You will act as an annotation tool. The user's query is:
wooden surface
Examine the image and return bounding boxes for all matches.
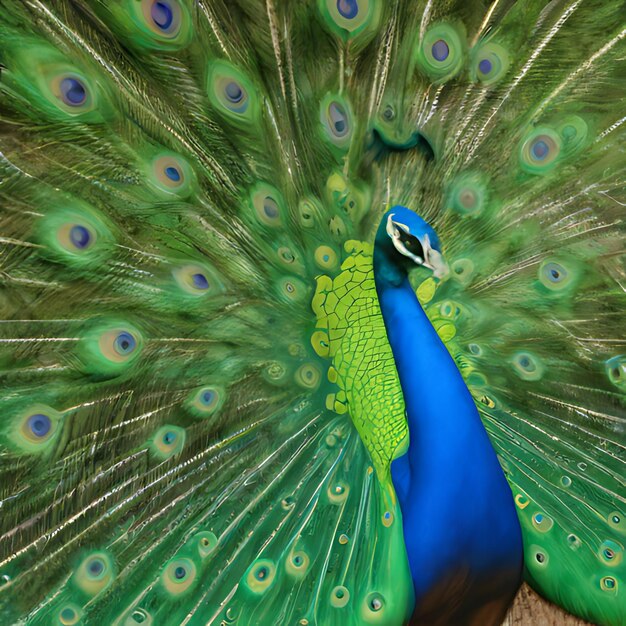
[502,584,592,626]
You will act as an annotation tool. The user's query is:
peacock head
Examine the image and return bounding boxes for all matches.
[378,206,449,279]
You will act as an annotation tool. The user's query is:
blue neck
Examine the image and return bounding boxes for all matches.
[373,218,522,620]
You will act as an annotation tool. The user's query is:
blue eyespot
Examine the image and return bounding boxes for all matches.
[151,1,174,30]
[191,273,209,290]
[88,558,105,577]
[478,58,492,74]
[531,139,549,161]
[163,431,177,445]
[59,77,87,107]
[512,351,543,381]
[113,332,137,356]
[225,81,244,103]
[264,197,279,219]
[544,262,567,283]
[520,128,561,173]
[174,565,187,579]
[60,607,78,622]
[69,225,91,249]
[189,386,222,417]
[164,166,181,182]
[336,0,359,19]
[321,96,352,150]
[329,102,348,136]
[432,39,450,61]
[27,413,52,438]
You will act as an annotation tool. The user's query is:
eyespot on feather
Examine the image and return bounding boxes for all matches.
[193,531,218,559]
[161,557,197,595]
[416,23,465,82]
[148,153,196,198]
[104,0,193,50]
[320,94,353,153]
[9,404,62,454]
[446,172,488,217]
[1,40,115,122]
[285,550,310,579]
[314,245,340,271]
[37,201,114,267]
[172,263,223,297]
[56,603,84,625]
[537,259,577,293]
[150,425,186,460]
[186,385,225,418]
[207,61,259,126]
[298,198,324,229]
[276,276,307,304]
[118,607,153,626]
[605,356,626,391]
[519,127,562,174]
[73,551,115,596]
[556,115,589,155]
[317,0,382,44]
[362,592,386,621]
[511,351,544,381]
[470,43,510,85]
[248,183,286,228]
[330,586,350,608]
[77,320,144,377]
[295,363,322,389]
[244,559,276,594]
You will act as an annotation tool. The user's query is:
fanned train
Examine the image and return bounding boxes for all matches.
[0,1,624,625]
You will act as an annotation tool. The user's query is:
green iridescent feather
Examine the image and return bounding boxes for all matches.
[0,1,624,625]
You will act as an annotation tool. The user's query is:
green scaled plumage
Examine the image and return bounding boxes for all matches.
[0,1,624,625]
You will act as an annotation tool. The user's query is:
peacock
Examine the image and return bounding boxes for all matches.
[0,0,624,625]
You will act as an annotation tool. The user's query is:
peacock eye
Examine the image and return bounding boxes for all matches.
[401,235,424,257]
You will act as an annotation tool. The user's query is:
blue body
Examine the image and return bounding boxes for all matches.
[374,207,523,625]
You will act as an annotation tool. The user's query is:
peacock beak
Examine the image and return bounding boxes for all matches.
[419,234,449,280]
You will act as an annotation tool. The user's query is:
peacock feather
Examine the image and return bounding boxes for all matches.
[0,1,624,625]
